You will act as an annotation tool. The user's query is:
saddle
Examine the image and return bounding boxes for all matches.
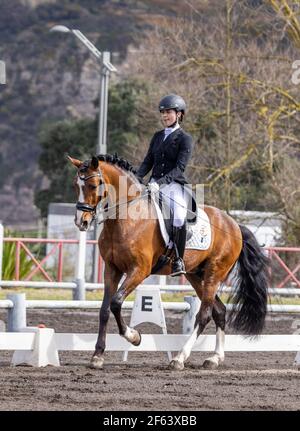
[149,187,211,274]
[157,190,193,242]
[150,189,195,274]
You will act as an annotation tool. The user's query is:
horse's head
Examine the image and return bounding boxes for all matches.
[68,155,106,231]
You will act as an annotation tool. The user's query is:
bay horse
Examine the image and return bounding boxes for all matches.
[68,154,269,370]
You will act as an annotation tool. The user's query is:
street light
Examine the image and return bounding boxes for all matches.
[50,25,117,282]
[50,24,117,155]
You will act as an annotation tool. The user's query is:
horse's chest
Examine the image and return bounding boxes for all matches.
[99,229,131,263]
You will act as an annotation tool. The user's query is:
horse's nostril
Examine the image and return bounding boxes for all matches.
[79,220,89,231]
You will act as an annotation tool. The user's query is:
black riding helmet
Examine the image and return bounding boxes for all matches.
[158,94,186,114]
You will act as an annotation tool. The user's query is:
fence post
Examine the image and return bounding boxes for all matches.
[7,293,27,332]
[0,222,3,288]
[73,230,86,300]
[182,296,201,334]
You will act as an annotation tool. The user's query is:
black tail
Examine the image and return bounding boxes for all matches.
[227,225,270,336]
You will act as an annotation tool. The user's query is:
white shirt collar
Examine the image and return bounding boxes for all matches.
[164,123,180,140]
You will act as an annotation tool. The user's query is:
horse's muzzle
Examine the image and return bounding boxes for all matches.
[78,219,89,231]
[75,202,96,231]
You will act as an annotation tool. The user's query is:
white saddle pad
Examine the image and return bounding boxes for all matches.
[152,197,211,250]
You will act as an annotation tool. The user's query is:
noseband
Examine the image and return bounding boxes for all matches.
[76,202,97,213]
[76,170,104,216]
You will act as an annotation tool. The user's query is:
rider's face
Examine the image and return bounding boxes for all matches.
[160,109,179,127]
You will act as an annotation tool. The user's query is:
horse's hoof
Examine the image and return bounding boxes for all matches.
[132,330,142,346]
[168,360,184,371]
[202,359,219,370]
[89,356,104,369]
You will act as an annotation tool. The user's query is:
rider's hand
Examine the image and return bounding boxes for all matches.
[147,182,160,194]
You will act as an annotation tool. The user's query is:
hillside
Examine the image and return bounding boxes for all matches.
[0,0,198,227]
[0,0,289,229]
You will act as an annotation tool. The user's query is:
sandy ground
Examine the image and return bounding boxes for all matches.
[0,308,299,411]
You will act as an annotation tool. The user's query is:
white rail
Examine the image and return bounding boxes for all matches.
[0,331,299,368]
[1,280,299,297]
[24,299,190,311]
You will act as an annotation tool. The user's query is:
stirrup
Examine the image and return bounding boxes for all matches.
[170,258,186,277]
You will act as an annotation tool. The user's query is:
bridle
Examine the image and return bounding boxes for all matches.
[75,164,152,225]
[76,169,105,217]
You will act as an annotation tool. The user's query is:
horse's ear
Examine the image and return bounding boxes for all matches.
[67,155,82,168]
[91,155,99,170]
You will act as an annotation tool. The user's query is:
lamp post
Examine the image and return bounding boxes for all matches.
[50,25,117,282]
[50,25,117,154]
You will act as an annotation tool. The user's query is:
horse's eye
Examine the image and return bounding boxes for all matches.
[89,184,97,190]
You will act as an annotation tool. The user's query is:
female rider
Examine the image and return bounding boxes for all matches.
[136,94,194,276]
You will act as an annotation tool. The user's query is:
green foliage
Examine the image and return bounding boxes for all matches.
[107,78,150,155]
[34,78,150,218]
[2,230,34,281]
[35,118,98,218]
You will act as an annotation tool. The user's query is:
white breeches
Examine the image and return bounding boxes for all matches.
[160,182,189,227]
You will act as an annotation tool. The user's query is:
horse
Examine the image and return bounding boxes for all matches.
[68,154,269,370]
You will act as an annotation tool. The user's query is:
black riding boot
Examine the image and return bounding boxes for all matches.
[171,225,187,277]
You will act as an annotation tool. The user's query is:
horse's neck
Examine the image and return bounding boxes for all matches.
[120,177,142,204]
[101,165,155,241]
[102,162,143,205]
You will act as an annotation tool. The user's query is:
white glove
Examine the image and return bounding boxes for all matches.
[148,182,160,194]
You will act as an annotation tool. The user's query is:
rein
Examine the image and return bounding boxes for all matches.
[96,187,196,225]
[76,167,149,223]
[97,192,149,225]
[76,164,196,227]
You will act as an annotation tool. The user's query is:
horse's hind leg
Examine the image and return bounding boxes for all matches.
[90,263,123,369]
[169,268,224,371]
[169,273,208,370]
[110,268,149,346]
[203,294,226,370]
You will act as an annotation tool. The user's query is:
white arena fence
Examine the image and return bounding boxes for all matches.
[1,293,300,334]
[1,279,300,297]
[0,292,300,367]
[1,330,299,368]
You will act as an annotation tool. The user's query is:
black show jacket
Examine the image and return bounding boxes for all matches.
[136,128,193,185]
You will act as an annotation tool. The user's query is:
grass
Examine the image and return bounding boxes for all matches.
[0,288,300,305]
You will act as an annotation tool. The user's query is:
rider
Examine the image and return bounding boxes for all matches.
[136,94,194,276]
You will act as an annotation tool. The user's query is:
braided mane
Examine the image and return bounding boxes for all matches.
[97,153,139,178]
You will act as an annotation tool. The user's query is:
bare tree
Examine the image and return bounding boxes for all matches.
[120,0,300,243]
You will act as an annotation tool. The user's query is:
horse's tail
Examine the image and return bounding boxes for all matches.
[227,225,269,336]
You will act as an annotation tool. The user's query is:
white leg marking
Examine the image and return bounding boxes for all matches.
[206,328,225,366]
[173,324,199,364]
[123,326,138,343]
[76,177,85,223]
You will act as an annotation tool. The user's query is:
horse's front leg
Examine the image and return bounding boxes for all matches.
[90,263,122,369]
[110,268,149,346]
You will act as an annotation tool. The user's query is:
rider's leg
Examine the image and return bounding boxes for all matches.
[169,184,188,276]
[171,223,187,276]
